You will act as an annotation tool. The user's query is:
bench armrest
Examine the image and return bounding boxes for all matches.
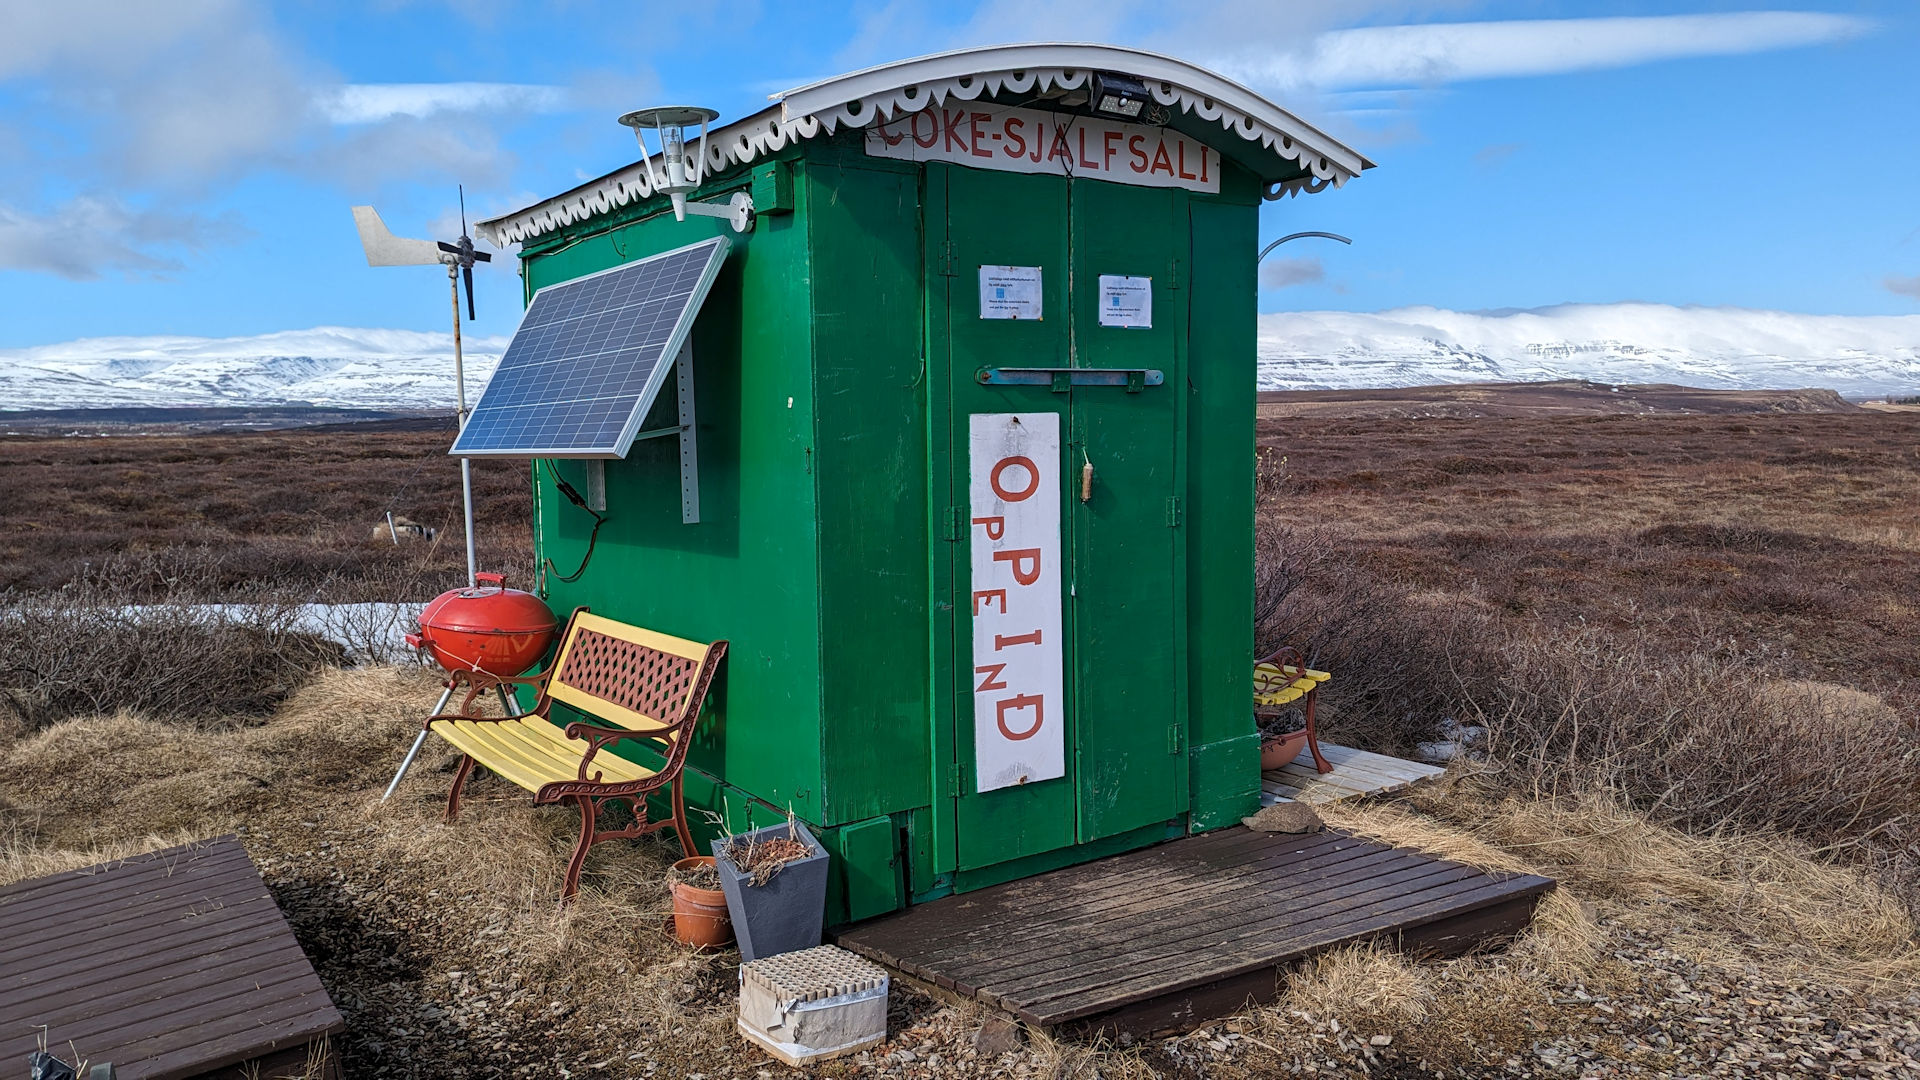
[1256,646,1309,682]
[563,721,673,783]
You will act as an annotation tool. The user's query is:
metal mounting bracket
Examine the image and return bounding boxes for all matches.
[675,340,700,524]
[585,460,606,512]
[682,191,756,233]
[976,367,1163,393]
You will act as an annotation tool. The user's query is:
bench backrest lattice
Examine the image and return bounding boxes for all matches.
[544,613,719,761]
[555,625,704,724]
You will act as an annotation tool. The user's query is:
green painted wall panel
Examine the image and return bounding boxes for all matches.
[524,184,829,822]
[1184,184,1261,830]
[808,160,935,825]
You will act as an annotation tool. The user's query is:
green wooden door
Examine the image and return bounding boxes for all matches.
[1066,178,1188,840]
[937,166,1078,872]
[932,164,1188,875]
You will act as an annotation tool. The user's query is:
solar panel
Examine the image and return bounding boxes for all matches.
[451,235,731,458]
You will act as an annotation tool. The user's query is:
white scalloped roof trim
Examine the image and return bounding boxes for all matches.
[480,68,1355,246]
[480,113,820,245]
[799,67,1355,194]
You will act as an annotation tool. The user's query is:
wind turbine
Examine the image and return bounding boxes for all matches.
[351,189,492,585]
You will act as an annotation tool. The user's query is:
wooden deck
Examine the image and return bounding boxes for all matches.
[837,826,1554,1036]
[1263,741,1446,806]
[0,836,344,1080]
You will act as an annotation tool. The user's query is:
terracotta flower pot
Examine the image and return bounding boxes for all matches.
[669,856,734,948]
[1259,730,1309,771]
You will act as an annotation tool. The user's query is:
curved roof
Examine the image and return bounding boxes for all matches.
[479,42,1372,247]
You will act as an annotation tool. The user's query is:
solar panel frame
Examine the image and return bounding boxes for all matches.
[450,234,732,459]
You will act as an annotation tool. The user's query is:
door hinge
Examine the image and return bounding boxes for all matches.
[949,762,964,794]
[1170,255,1182,290]
[1165,496,1182,527]
[938,239,958,277]
[941,505,965,541]
[1168,724,1184,754]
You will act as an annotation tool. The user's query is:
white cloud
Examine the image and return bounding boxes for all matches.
[1261,256,1325,290]
[1221,12,1871,91]
[0,4,567,280]
[0,0,240,78]
[0,197,242,280]
[1887,275,1920,302]
[316,83,568,125]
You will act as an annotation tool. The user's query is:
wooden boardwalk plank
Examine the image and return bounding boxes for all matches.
[837,826,1554,1037]
[1260,741,1446,807]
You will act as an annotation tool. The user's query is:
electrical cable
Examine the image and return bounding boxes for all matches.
[539,459,605,583]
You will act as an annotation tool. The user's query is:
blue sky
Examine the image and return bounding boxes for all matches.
[1,1,1915,348]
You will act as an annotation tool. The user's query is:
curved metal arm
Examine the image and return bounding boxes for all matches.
[1257,231,1352,263]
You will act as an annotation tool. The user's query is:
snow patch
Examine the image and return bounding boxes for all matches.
[0,327,507,411]
[1258,303,1920,396]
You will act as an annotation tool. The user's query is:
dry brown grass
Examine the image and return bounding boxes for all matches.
[0,665,759,1075]
[1328,779,1918,975]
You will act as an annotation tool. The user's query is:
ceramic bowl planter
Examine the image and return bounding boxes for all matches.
[1259,728,1309,771]
[669,856,734,948]
[710,821,829,963]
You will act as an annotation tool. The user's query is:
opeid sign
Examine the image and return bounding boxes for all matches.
[967,412,1066,792]
[866,103,1220,194]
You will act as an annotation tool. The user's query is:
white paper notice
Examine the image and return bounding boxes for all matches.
[979,265,1043,320]
[1097,275,1152,329]
[968,412,1066,793]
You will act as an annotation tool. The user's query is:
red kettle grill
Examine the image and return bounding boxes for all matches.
[406,572,558,676]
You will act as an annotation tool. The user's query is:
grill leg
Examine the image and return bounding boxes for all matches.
[384,683,455,801]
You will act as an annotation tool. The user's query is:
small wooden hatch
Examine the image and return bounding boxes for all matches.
[0,836,344,1080]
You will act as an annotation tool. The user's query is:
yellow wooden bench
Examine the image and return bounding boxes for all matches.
[1253,647,1333,774]
[425,609,728,901]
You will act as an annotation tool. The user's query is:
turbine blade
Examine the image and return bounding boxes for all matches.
[471,249,493,263]
[352,206,443,267]
[463,264,476,320]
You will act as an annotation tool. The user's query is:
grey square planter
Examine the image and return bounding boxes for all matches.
[711,821,830,963]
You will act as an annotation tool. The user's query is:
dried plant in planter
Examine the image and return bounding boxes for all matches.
[1256,707,1306,740]
[715,811,813,886]
[667,859,720,891]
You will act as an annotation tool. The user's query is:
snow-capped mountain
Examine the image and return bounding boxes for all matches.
[0,327,505,411]
[1258,304,1920,396]
[3,304,1917,410]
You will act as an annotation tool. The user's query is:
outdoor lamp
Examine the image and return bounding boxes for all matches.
[619,105,755,232]
[1089,72,1151,120]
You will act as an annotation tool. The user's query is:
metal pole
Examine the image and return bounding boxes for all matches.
[450,265,478,586]
[384,683,455,800]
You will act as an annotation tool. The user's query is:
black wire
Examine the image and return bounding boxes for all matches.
[540,459,606,583]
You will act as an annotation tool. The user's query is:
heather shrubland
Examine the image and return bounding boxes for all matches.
[1256,412,1920,902]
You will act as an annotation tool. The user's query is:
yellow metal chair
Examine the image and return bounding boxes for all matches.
[1253,647,1333,774]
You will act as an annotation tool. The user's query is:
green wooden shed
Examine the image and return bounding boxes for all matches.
[474,43,1370,925]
